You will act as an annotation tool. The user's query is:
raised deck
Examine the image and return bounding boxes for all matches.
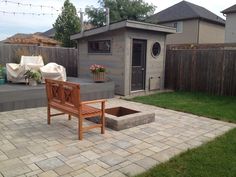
[0,77,114,112]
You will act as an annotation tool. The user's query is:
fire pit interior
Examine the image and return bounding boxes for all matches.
[105,107,139,117]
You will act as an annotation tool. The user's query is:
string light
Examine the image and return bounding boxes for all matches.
[0,10,58,16]
[1,0,60,11]
[0,1,103,17]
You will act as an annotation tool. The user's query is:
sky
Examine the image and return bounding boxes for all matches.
[0,0,235,40]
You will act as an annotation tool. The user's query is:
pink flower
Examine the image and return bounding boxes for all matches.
[90,64,106,73]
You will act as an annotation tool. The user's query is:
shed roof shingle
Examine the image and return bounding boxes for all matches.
[146,1,225,26]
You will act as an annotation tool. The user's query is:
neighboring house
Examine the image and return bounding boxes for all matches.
[221,4,236,43]
[42,28,55,38]
[146,1,225,44]
[71,20,175,96]
[43,23,95,38]
[2,33,61,47]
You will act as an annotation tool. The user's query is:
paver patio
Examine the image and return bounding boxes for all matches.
[0,98,235,177]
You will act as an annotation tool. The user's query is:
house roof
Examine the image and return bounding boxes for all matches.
[43,23,95,38]
[42,28,55,38]
[221,4,236,14]
[70,20,176,40]
[146,1,225,26]
[2,33,61,46]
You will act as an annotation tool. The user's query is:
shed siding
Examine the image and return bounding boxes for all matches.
[77,29,126,95]
[124,29,166,95]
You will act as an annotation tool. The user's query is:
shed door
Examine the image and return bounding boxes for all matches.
[131,39,147,91]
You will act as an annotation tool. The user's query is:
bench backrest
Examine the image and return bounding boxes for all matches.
[45,79,80,111]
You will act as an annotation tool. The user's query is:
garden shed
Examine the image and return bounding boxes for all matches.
[71,20,175,96]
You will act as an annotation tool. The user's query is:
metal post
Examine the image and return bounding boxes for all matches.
[80,9,84,34]
[106,8,110,30]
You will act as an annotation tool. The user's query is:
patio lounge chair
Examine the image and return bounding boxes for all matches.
[40,62,66,82]
[6,55,44,83]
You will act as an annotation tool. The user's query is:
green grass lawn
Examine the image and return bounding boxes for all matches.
[135,128,236,177]
[131,91,236,123]
[131,91,236,177]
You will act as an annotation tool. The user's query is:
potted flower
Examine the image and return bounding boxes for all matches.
[24,69,42,86]
[89,64,106,82]
[0,64,6,85]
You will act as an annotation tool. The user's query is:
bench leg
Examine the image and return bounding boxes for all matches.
[101,115,105,134]
[68,114,71,120]
[78,117,83,140]
[47,105,51,125]
[101,102,105,134]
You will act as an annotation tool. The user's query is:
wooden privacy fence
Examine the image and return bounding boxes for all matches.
[165,44,236,96]
[0,44,78,77]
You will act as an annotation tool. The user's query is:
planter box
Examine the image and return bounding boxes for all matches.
[93,72,105,82]
[28,79,38,86]
[0,79,5,85]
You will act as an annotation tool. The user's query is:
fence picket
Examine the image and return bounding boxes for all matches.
[165,45,236,96]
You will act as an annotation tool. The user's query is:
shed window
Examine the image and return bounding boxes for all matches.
[151,42,161,58]
[88,40,111,53]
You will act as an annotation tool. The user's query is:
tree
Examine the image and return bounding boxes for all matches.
[53,0,80,47]
[86,0,156,27]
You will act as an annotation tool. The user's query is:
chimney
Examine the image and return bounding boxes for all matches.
[106,8,110,30]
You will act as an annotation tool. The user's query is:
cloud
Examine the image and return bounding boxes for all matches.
[0,0,99,40]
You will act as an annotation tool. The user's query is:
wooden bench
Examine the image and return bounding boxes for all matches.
[45,79,106,140]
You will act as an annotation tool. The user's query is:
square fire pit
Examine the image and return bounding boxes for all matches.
[105,106,155,131]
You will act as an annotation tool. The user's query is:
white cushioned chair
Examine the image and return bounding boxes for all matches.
[40,62,66,82]
[6,56,44,83]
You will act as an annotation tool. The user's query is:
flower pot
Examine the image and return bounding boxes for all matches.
[0,78,5,85]
[93,72,105,83]
[2,67,6,81]
[28,79,37,86]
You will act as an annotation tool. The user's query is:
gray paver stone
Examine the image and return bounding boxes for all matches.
[36,157,64,171]
[119,164,146,176]
[99,153,125,166]
[112,141,133,149]
[135,157,159,169]
[102,170,127,177]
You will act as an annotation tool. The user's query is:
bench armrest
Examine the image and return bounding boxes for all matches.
[80,99,106,105]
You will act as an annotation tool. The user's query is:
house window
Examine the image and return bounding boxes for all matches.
[173,21,183,33]
[151,42,161,58]
[88,40,111,53]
